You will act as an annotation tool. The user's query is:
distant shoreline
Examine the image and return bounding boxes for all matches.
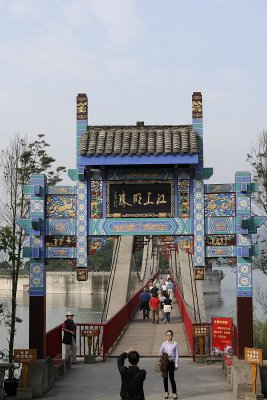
[0,271,110,294]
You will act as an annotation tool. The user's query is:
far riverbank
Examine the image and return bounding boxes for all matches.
[0,271,110,294]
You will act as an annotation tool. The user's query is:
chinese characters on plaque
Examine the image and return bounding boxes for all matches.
[244,347,263,395]
[76,268,88,281]
[245,347,263,364]
[194,267,205,280]
[211,317,232,352]
[14,349,37,363]
[193,323,210,337]
[107,182,174,217]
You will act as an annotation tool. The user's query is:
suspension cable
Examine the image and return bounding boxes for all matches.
[187,252,197,322]
[100,236,121,322]
[132,240,150,284]
[190,254,201,323]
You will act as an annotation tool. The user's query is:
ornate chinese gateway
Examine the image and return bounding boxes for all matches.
[18,92,266,359]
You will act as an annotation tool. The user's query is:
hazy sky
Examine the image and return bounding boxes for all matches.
[0,0,266,185]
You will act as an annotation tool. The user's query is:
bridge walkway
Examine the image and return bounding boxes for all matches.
[110,297,191,357]
[43,358,233,400]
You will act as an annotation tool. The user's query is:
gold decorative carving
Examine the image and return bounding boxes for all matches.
[76,268,88,281]
[194,267,205,280]
[46,195,76,218]
[158,212,167,218]
[192,93,203,118]
[77,94,88,120]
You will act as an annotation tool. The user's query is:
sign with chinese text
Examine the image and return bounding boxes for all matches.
[14,349,37,363]
[193,323,210,336]
[76,268,88,281]
[245,347,263,364]
[194,267,205,280]
[205,234,236,246]
[82,329,99,337]
[212,317,232,352]
[107,181,174,217]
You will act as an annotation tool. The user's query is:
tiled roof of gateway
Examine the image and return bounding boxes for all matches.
[80,125,198,157]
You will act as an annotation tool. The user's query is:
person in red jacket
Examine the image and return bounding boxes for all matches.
[149,294,161,324]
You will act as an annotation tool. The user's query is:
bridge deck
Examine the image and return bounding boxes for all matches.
[110,298,191,357]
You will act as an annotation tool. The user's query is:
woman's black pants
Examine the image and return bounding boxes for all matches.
[163,361,177,394]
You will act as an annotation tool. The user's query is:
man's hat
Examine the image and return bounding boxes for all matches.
[66,311,74,317]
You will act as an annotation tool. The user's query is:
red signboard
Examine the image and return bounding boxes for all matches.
[212,317,232,352]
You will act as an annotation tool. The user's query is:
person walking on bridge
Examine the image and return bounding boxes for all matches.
[159,330,179,399]
[117,348,146,400]
[166,278,174,300]
[162,293,172,324]
[139,287,151,319]
[149,293,160,324]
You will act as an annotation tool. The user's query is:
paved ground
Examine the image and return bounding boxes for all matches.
[44,357,233,400]
[110,297,191,357]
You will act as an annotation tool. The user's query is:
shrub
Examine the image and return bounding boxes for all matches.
[253,319,267,359]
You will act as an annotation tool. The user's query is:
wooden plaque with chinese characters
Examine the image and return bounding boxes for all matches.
[244,347,263,364]
[193,323,210,337]
[82,329,99,337]
[14,349,37,363]
[194,267,205,280]
[106,181,174,217]
[76,268,88,281]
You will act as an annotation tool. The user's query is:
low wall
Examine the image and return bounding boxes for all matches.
[0,272,110,294]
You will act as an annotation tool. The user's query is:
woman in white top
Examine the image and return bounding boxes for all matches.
[159,330,179,399]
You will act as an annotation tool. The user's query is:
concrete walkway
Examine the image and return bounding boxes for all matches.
[110,297,191,357]
[44,358,233,400]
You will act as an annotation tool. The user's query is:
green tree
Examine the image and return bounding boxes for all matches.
[247,131,267,275]
[247,130,267,215]
[0,226,23,373]
[253,319,267,359]
[46,259,75,272]
[0,134,65,375]
[88,239,115,271]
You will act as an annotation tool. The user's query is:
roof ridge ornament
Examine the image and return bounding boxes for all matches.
[192,92,202,119]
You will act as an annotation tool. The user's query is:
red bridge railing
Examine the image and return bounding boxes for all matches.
[46,273,196,360]
[46,324,63,358]
[46,277,156,360]
[169,271,194,354]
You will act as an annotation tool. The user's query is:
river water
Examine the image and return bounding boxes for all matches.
[205,266,267,322]
[0,267,266,352]
[0,291,105,352]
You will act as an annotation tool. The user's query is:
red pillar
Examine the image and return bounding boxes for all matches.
[237,297,253,359]
[29,296,46,359]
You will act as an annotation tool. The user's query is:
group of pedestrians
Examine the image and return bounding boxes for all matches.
[139,276,175,324]
[117,329,179,400]
[61,276,178,399]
